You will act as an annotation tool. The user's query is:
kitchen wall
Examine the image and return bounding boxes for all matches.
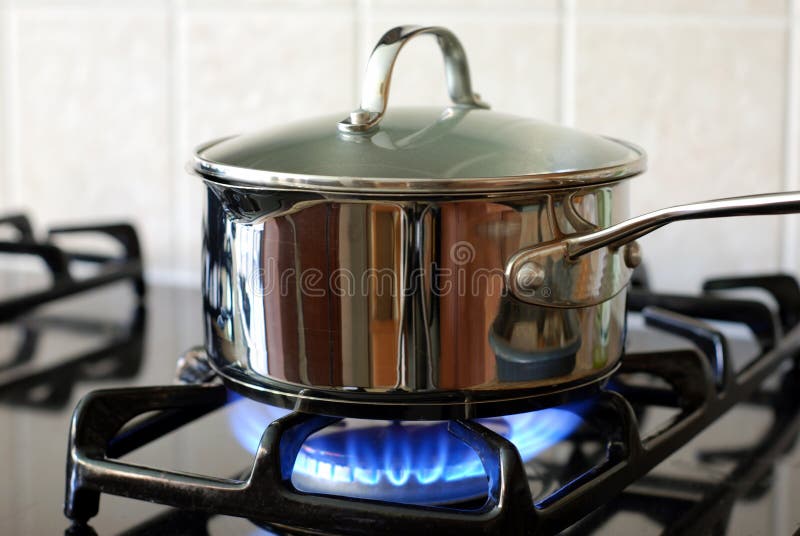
[0,0,797,293]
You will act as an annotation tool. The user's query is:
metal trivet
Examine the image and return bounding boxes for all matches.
[0,214,144,321]
[64,275,800,535]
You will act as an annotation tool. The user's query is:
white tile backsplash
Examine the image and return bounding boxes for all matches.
[575,18,788,291]
[173,0,356,275]
[10,4,171,268]
[0,0,798,290]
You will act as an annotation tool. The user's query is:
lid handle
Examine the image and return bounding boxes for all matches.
[338,25,489,133]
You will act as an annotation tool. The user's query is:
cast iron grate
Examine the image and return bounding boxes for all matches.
[63,274,800,535]
[0,213,144,321]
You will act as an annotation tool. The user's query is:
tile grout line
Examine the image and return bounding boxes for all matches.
[173,0,194,285]
[353,0,369,106]
[2,0,20,210]
[0,0,6,212]
[355,0,372,87]
[164,0,189,283]
[559,0,575,126]
[780,1,799,273]
[165,0,176,279]
[570,12,785,28]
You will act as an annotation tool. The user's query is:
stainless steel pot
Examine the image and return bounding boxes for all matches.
[192,25,800,419]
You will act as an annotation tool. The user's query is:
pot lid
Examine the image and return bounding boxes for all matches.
[193,26,646,196]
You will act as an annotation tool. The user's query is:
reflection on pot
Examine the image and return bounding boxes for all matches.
[490,298,581,382]
[200,181,630,419]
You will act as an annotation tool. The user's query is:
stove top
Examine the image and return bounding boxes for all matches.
[1,262,799,534]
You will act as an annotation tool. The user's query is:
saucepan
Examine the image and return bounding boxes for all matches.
[192,25,800,419]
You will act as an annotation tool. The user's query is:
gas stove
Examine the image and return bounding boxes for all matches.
[1,221,799,535]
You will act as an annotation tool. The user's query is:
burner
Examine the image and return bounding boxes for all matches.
[230,397,585,504]
[0,213,144,321]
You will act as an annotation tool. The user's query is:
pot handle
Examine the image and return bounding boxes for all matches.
[337,25,489,134]
[505,191,800,307]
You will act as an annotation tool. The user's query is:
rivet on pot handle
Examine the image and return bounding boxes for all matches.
[338,26,489,134]
[505,191,800,308]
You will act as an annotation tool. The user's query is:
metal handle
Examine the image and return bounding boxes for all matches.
[506,191,800,307]
[566,191,800,259]
[338,25,489,134]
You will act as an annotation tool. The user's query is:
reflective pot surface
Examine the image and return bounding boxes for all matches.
[201,181,630,419]
[195,25,800,419]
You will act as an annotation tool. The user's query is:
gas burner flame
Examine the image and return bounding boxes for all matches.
[229,397,586,504]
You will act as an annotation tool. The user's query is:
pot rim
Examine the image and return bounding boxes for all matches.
[191,136,647,196]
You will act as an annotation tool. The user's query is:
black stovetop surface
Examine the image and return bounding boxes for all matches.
[1,271,799,535]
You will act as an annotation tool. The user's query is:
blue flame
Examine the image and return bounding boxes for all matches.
[229,395,586,504]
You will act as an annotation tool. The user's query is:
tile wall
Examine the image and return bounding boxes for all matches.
[0,0,797,292]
